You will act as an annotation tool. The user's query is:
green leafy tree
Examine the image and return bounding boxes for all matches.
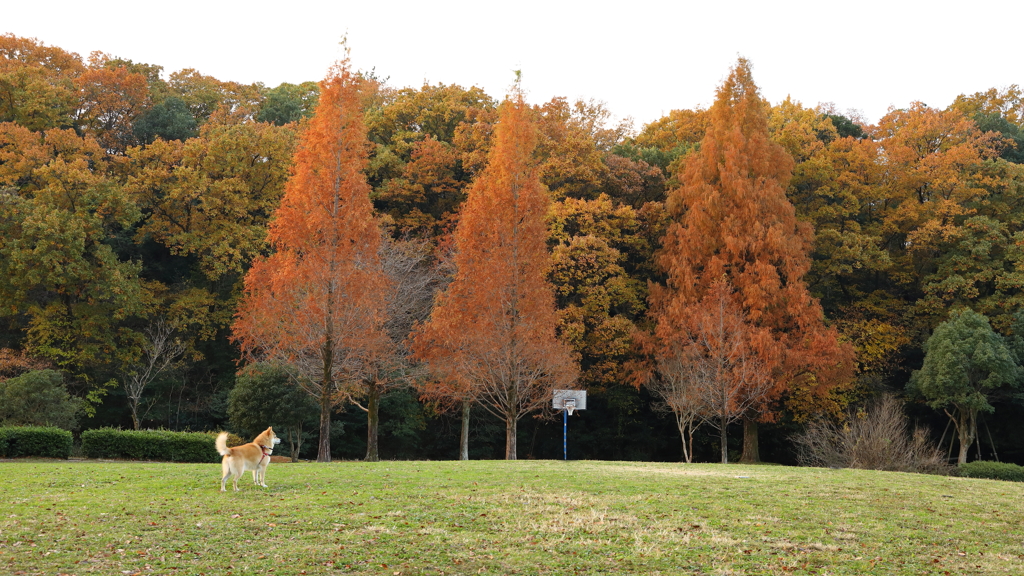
[228,363,318,461]
[917,216,1024,330]
[824,113,866,140]
[133,96,198,143]
[908,308,1022,464]
[0,369,86,430]
[256,82,319,126]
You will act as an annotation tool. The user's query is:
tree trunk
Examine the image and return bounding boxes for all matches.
[957,427,970,465]
[317,388,332,463]
[364,381,380,462]
[956,407,977,465]
[130,403,141,431]
[505,416,517,460]
[740,416,761,463]
[460,399,471,461]
[675,413,691,463]
[318,332,334,463]
[720,415,729,464]
[288,426,302,462]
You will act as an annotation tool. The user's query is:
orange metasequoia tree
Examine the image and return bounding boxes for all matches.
[232,57,390,462]
[412,83,578,460]
[650,58,855,462]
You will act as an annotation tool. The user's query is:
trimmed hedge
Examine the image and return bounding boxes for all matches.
[0,426,73,458]
[81,428,227,463]
[959,461,1024,482]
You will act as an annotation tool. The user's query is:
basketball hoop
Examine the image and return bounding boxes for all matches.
[553,390,586,461]
[553,390,585,412]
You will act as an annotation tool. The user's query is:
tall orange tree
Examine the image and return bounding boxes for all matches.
[650,59,854,462]
[412,82,578,460]
[232,56,389,462]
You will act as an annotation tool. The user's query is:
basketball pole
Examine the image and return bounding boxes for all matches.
[563,407,568,461]
[554,391,583,461]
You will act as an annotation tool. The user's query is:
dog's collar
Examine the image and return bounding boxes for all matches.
[258,446,272,465]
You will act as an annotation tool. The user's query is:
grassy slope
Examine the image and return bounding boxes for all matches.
[2,460,1023,575]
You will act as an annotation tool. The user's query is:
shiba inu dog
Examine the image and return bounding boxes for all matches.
[216,427,282,492]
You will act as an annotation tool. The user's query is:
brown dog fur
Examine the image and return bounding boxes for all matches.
[216,427,280,492]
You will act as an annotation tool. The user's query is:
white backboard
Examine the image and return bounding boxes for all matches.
[553,389,586,411]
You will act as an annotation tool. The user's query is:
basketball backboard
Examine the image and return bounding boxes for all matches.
[553,389,586,411]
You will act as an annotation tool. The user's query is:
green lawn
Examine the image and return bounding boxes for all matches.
[2,459,1022,575]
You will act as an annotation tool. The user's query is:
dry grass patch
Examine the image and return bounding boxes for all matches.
[591,462,731,478]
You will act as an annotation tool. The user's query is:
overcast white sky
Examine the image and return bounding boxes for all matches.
[6,1,1022,130]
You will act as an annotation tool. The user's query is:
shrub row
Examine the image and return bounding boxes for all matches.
[81,428,230,463]
[0,426,73,458]
[959,461,1024,482]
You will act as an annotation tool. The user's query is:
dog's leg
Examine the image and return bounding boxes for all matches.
[228,463,240,492]
[220,458,231,492]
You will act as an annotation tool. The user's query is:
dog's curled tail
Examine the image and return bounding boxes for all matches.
[215,432,232,457]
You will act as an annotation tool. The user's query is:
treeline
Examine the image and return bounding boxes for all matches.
[3,33,1024,463]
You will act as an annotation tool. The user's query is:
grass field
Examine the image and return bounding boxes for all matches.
[2,459,1023,575]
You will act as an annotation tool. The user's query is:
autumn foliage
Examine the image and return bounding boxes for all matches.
[232,57,389,462]
[11,33,1024,464]
[412,85,578,460]
[650,59,855,460]
[650,281,776,463]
